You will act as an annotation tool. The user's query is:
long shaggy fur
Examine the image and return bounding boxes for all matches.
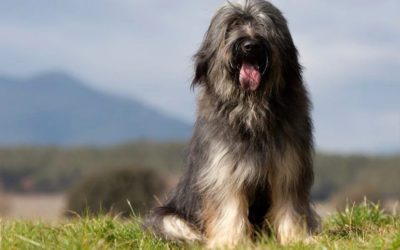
[145,0,320,247]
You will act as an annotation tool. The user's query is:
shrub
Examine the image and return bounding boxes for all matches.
[66,167,167,217]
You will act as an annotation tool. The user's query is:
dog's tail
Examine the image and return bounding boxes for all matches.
[143,206,203,242]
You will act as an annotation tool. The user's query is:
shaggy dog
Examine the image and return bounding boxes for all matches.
[146,0,319,247]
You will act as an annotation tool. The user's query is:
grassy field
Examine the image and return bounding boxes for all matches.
[1,202,399,249]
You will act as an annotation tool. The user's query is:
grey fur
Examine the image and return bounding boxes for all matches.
[145,0,320,247]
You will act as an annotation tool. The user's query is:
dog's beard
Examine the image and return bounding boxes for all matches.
[233,40,269,92]
[202,38,272,133]
[203,68,271,135]
[211,36,272,100]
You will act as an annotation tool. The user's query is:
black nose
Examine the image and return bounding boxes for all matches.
[242,40,258,53]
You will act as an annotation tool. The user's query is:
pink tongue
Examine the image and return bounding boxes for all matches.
[239,63,261,91]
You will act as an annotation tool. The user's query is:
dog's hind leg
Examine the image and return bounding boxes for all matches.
[161,214,203,242]
[144,207,203,242]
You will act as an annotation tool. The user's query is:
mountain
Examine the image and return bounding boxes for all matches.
[0,72,192,145]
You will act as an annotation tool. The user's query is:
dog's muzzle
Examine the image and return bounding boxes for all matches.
[235,39,269,91]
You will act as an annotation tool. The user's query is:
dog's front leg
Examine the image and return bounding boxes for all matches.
[202,192,252,248]
[197,142,254,248]
[266,145,319,245]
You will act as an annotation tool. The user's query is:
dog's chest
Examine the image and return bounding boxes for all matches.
[227,100,269,132]
[196,139,267,193]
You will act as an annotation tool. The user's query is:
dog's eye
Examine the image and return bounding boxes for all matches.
[227,25,236,33]
[227,21,242,35]
[231,20,240,26]
[229,20,242,29]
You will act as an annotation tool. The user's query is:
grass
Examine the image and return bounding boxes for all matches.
[0,201,399,249]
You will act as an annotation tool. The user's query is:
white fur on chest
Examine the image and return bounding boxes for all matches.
[197,139,264,196]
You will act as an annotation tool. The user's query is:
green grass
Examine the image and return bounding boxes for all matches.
[1,202,399,249]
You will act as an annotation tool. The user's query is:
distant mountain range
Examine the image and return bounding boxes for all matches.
[0,72,192,145]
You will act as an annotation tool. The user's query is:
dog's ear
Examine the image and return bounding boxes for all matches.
[192,6,230,89]
[192,27,217,88]
[192,48,212,88]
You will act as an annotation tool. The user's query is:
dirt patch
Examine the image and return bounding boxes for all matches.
[1,193,66,221]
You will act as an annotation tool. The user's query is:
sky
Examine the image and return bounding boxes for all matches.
[0,0,399,153]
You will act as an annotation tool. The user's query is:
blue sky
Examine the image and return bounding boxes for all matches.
[0,0,399,153]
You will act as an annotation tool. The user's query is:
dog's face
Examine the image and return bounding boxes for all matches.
[226,17,270,92]
[193,0,301,102]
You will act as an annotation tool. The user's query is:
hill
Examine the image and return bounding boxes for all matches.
[0,72,192,145]
[0,142,399,201]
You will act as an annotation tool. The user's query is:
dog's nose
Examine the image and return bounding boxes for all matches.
[242,40,258,53]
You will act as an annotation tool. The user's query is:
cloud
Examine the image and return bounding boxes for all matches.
[0,0,224,120]
[0,0,399,152]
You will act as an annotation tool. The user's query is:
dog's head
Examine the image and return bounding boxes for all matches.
[192,0,301,101]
